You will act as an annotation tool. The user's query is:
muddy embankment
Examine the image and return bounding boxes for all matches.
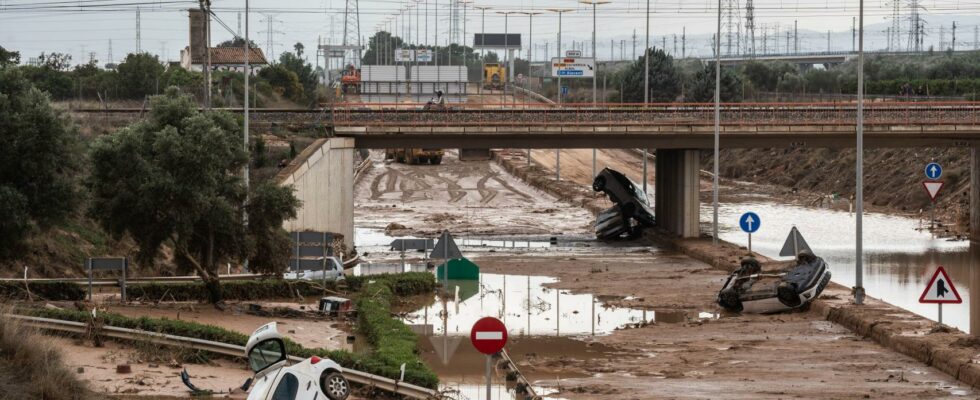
[492,146,980,392]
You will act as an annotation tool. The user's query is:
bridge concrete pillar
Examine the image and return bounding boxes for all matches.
[972,148,979,242]
[279,137,355,250]
[654,149,701,238]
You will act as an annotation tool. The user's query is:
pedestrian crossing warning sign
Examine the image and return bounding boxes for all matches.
[918,266,962,304]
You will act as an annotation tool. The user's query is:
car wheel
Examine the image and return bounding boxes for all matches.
[592,176,606,192]
[321,371,350,400]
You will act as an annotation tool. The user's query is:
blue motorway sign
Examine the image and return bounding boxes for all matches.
[558,70,584,76]
[739,212,761,234]
[925,162,943,180]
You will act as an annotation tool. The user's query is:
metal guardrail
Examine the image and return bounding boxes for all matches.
[9,314,438,399]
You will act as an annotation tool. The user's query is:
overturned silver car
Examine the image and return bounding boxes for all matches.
[717,253,832,314]
[592,168,655,240]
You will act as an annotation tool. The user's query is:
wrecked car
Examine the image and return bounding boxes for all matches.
[592,168,655,239]
[245,322,350,400]
[717,253,832,314]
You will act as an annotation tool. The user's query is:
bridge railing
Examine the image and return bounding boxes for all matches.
[328,101,980,128]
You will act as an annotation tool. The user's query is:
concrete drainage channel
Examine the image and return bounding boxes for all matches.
[8,314,438,399]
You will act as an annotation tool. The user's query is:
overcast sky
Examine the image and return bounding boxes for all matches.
[2,0,980,66]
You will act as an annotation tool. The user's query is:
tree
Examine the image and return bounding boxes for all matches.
[687,62,742,102]
[0,45,19,67]
[88,88,299,303]
[0,68,80,255]
[619,48,681,103]
[278,49,317,104]
[36,52,72,71]
[116,53,165,99]
[217,38,260,48]
[246,182,299,273]
[258,64,304,102]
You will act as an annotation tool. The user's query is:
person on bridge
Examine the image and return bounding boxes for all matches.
[424,90,446,111]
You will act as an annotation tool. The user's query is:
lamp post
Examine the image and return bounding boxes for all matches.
[855,0,866,305]
[580,0,610,178]
[547,8,573,182]
[473,5,492,96]
[642,0,650,193]
[243,0,250,268]
[519,10,542,166]
[497,11,518,104]
[712,0,721,245]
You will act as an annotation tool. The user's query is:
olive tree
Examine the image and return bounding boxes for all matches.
[89,88,298,303]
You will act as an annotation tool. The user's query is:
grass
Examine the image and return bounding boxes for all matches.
[0,311,93,400]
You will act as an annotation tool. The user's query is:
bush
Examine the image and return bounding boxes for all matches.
[126,280,328,302]
[355,280,439,389]
[345,272,436,296]
[0,312,94,400]
[0,281,86,301]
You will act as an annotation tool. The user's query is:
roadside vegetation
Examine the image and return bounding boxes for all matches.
[0,312,93,400]
[20,271,440,389]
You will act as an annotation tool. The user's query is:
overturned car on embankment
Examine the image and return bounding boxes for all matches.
[717,252,832,314]
[592,168,655,240]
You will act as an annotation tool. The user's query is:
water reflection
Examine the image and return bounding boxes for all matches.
[402,273,654,337]
[708,201,974,332]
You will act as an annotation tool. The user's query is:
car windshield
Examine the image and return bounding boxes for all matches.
[249,339,286,374]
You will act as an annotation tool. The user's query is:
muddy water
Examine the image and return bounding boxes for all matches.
[706,201,975,332]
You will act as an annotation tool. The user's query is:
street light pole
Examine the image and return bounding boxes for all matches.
[548,8,573,182]
[243,0,250,271]
[855,0,866,305]
[642,0,650,193]
[580,0,610,178]
[713,0,721,245]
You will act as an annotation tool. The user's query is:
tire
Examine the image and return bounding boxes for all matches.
[777,282,802,307]
[432,156,443,165]
[718,288,743,312]
[321,371,350,400]
[592,176,606,192]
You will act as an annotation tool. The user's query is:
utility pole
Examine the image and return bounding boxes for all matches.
[828,30,832,52]
[974,25,978,50]
[243,0,251,272]
[673,34,677,56]
[632,29,637,60]
[852,17,856,52]
[794,20,798,53]
[136,6,141,53]
[682,27,686,58]
[713,0,721,245]
[953,21,957,51]
[855,0,866,305]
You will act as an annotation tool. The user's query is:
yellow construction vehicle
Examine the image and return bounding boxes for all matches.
[483,63,505,90]
[385,148,444,165]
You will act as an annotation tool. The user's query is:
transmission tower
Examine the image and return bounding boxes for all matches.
[721,0,741,56]
[888,0,901,51]
[342,0,362,67]
[259,13,285,62]
[107,39,114,66]
[907,0,925,52]
[744,0,755,56]
[136,7,141,53]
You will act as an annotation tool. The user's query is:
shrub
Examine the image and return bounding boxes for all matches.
[0,281,86,301]
[345,272,436,296]
[126,280,328,302]
[354,280,439,388]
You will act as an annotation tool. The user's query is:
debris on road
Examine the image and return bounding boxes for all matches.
[717,253,833,313]
[591,168,655,240]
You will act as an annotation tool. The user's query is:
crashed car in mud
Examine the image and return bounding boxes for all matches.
[717,252,832,314]
[592,168,655,239]
[244,322,350,400]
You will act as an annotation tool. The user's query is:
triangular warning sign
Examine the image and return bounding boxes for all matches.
[919,266,962,304]
[923,181,945,202]
[428,335,463,365]
[779,226,813,257]
[429,231,463,259]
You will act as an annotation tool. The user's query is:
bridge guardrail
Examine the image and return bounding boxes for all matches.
[327,101,980,128]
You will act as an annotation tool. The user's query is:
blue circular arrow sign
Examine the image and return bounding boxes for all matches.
[925,162,943,180]
[739,212,761,233]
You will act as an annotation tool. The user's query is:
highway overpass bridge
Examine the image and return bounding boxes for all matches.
[71,102,980,241]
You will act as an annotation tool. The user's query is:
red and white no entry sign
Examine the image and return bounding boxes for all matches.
[470,316,508,355]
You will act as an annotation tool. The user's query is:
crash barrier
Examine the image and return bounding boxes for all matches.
[8,314,439,399]
[499,348,539,399]
[328,101,980,127]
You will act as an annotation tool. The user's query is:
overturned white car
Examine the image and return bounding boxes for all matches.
[245,322,350,400]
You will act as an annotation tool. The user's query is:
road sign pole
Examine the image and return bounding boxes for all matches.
[485,354,492,399]
[793,227,799,255]
[854,0,866,306]
[748,232,752,254]
[939,303,943,326]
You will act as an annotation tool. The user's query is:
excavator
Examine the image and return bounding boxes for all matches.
[340,64,360,93]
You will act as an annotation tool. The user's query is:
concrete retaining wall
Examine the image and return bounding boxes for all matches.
[277,138,355,249]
